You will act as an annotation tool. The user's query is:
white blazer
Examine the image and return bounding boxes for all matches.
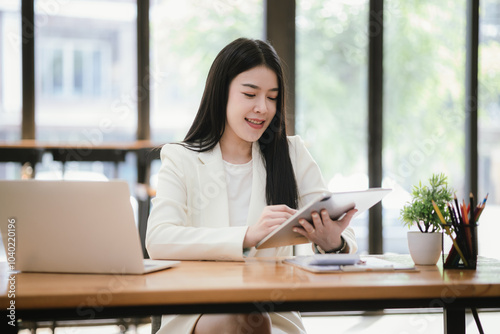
[146,135,357,333]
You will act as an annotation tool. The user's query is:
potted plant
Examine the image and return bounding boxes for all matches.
[400,173,454,265]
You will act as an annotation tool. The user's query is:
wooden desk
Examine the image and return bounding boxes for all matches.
[0,140,162,258]
[1,255,499,333]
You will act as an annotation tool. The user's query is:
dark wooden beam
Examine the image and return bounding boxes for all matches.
[265,0,296,135]
[137,0,150,140]
[22,0,35,139]
[465,0,479,199]
[368,0,384,254]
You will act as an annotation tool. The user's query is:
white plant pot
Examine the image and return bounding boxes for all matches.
[407,231,443,265]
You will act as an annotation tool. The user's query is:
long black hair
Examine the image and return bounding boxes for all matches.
[183,38,298,209]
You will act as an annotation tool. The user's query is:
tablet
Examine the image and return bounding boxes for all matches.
[255,188,392,249]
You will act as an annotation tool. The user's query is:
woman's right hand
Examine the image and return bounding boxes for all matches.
[243,205,297,249]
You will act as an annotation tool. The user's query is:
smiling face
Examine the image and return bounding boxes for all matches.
[222,65,279,149]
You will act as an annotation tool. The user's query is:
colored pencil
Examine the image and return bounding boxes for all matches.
[475,193,488,221]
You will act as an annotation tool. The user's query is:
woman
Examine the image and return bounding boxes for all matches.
[146,37,358,334]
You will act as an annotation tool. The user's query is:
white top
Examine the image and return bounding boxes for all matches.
[223,159,253,227]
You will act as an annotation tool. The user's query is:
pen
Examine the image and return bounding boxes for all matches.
[469,192,474,225]
[454,193,462,224]
[448,202,470,259]
[462,199,469,224]
[432,200,468,267]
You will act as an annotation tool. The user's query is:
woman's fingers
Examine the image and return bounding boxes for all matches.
[262,217,289,228]
[296,218,315,234]
[291,208,358,246]
[267,204,297,215]
[341,208,358,221]
[244,205,299,249]
[337,208,358,228]
[260,205,296,222]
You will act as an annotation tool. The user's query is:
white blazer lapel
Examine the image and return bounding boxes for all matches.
[196,144,230,228]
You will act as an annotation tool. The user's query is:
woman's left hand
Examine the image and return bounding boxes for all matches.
[293,208,357,252]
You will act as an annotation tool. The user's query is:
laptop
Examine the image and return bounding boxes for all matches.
[0,180,179,274]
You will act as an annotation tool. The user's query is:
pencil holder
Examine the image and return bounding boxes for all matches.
[442,223,478,270]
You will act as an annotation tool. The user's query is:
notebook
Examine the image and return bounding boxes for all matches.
[284,254,417,273]
[0,180,179,274]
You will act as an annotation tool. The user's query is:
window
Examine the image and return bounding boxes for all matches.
[296,0,370,252]
[35,0,137,142]
[478,0,500,258]
[150,0,264,143]
[383,0,466,253]
[3,1,495,256]
[0,0,22,141]
[40,39,111,98]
